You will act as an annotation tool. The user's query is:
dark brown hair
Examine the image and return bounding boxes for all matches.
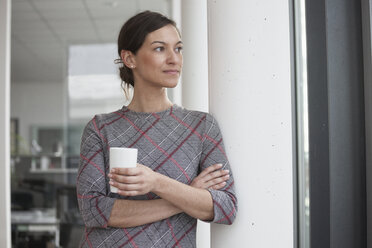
[116,11,177,91]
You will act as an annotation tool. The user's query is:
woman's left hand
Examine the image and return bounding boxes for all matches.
[191,163,230,190]
[108,163,158,196]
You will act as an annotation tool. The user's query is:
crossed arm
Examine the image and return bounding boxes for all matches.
[107,163,229,228]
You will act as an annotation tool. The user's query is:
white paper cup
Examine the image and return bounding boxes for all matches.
[109,147,138,193]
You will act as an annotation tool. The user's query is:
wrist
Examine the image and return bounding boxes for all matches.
[152,171,165,193]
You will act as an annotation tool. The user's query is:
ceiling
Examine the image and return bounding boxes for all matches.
[11,0,171,83]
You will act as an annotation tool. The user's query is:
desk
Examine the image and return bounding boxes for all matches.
[12,209,60,247]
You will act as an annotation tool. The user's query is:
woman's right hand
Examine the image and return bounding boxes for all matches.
[191,164,230,190]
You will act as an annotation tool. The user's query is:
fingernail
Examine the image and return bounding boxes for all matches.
[224,170,230,173]
[111,168,116,173]
[217,164,223,167]
[109,181,114,185]
[108,173,112,178]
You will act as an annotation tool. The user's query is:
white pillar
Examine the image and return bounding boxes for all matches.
[181,0,209,112]
[207,0,294,247]
[181,1,210,247]
[0,0,11,247]
[168,0,182,105]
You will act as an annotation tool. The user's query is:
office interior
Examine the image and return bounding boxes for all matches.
[10,1,170,247]
[1,0,371,247]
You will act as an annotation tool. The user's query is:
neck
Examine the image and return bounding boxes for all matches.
[128,85,173,113]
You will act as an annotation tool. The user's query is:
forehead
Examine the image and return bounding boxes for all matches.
[145,25,181,44]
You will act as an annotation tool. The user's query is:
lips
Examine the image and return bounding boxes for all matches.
[163,70,180,75]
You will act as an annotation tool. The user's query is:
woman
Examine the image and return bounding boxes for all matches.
[77,11,237,248]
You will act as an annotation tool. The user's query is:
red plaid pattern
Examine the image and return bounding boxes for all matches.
[77,105,237,247]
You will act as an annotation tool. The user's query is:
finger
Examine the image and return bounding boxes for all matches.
[111,167,140,176]
[200,164,222,177]
[199,163,223,178]
[109,174,138,184]
[204,169,229,183]
[110,181,141,191]
[205,174,229,188]
[211,181,227,190]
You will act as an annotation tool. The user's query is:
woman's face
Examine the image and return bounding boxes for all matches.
[132,24,183,89]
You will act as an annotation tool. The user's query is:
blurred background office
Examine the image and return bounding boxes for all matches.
[9,1,180,247]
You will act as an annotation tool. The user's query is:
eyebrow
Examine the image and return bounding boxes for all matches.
[151,41,183,45]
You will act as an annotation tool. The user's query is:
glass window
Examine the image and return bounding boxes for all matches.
[294,0,310,247]
[10,1,171,247]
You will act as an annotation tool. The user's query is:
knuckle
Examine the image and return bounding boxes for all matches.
[210,172,218,179]
[113,175,120,181]
[120,175,129,182]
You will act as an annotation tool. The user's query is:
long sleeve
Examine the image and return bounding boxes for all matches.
[200,114,238,224]
[74,106,236,247]
[76,116,115,228]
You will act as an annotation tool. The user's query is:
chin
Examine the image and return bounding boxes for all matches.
[158,79,179,88]
[167,81,179,88]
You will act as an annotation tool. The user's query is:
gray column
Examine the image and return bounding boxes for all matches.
[0,0,11,247]
[326,0,366,246]
[362,0,372,246]
[207,0,295,247]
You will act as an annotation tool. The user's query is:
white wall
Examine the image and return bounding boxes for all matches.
[11,82,65,149]
[208,0,295,247]
[0,0,11,247]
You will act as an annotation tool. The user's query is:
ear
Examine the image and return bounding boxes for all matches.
[120,50,136,69]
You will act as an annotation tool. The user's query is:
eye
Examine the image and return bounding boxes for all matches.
[154,47,164,52]
[175,46,183,53]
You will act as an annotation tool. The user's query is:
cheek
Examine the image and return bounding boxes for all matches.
[140,54,162,69]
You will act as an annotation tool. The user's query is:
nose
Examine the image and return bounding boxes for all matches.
[166,49,182,65]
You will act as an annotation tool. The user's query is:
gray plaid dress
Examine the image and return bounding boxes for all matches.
[77,104,237,248]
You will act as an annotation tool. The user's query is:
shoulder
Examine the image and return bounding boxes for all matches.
[83,108,124,132]
[173,105,219,132]
[94,108,123,123]
[173,104,214,121]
